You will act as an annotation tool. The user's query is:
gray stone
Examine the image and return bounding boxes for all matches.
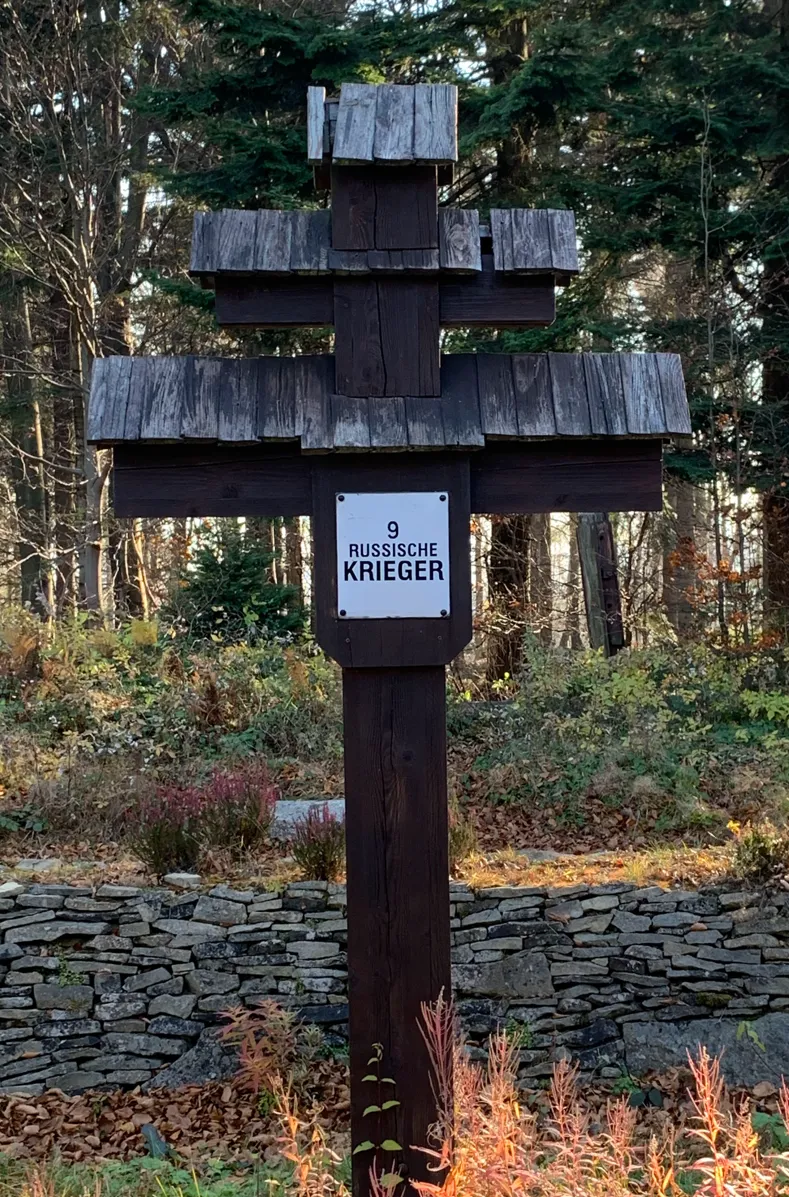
[86,936,133,952]
[147,1016,203,1037]
[153,920,225,940]
[0,883,23,898]
[193,895,248,927]
[453,950,553,1000]
[98,998,148,1021]
[33,985,94,1013]
[0,945,23,962]
[145,1029,238,1089]
[64,898,122,913]
[210,885,254,904]
[289,941,340,960]
[15,895,64,910]
[103,1032,185,1056]
[51,1071,107,1093]
[37,1019,101,1038]
[96,885,142,899]
[162,873,202,890]
[186,970,240,996]
[15,859,62,872]
[581,896,619,913]
[612,912,651,933]
[148,995,197,1018]
[6,921,111,944]
[652,912,699,929]
[123,968,172,993]
[624,1013,789,1085]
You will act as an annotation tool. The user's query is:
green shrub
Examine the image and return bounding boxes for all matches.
[163,530,304,644]
[291,803,346,881]
[729,820,789,882]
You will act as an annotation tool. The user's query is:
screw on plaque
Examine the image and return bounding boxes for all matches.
[339,609,347,617]
[338,494,345,501]
[440,609,448,616]
[439,494,447,501]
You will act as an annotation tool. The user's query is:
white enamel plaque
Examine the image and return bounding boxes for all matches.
[336,492,450,619]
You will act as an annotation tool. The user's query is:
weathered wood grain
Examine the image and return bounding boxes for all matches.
[655,353,692,435]
[330,167,376,251]
[512,354,556,436]
[406,396,445,447]
[307,86,326,163]
[378,278,441,396]
[330,394,371,448]
[289,211,331,272]
[140,356,188,440]
[113,444,312,518]
[255,211,293,273]
[334,278,385,396]
[217,210,257,272]
[490,209,514,272]
[621,353,667,435]
[122,357,150,440]
[326,99,339,155]
[183,357,221,440]
[367,250,405,271]
[550,354,592,436]
[402,249,440,270]
[87,356,131,443]
[582,354,627,436]
[374,165,438,250]
[440,354,484,447]
[471,441,664,514]
[327,249,370,273]
[548,209,579,275]
[374,84,414,161]
[190,211,218,276]
[413,84,458,161]
[298,355,335,451]
[439,209,481,272]
[440,257,555,326]
[368,396,408,448]
[214,277,334,327]
[257,357,296,441]
[333,83,377,163]
[218,359,257,442]
[513,209,551,271]
[342,665,451,1197]
[477,354,518,437]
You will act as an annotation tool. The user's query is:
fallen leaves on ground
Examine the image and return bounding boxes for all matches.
[0,1065,350,1165]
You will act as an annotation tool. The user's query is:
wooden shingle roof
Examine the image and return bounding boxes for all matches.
[88,352,691,450]
[307,83,458,166]
[190,208,577,283]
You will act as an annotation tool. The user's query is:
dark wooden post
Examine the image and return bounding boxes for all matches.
[344,666,449,1187]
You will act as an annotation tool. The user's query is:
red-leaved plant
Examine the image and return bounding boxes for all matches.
[291,803,346,882]
[200,759,278,856]
[132,784,204,877]
[131,759,279,876]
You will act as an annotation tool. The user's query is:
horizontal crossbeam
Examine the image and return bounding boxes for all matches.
[111,441,663,519]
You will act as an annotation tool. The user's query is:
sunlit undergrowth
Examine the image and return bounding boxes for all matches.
[2,611,789,867]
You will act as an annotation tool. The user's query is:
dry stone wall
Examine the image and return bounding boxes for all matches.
[0,877,787,1094]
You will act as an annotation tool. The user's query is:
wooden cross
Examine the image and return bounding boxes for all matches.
[89,82,690,1197]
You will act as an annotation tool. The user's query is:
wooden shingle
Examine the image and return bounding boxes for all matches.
[88,352,690,449]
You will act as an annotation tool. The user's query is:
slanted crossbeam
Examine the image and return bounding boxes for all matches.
[89,80,691,1197]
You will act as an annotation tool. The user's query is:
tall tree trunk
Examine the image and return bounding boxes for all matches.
[663,479,697,639]
[529,512,552,646]
[486,514,531,683]
[578,513,626,655]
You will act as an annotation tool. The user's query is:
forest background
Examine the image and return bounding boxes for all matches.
[1,0,789,877]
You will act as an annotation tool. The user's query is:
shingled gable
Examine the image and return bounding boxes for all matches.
[88,351,690,449]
